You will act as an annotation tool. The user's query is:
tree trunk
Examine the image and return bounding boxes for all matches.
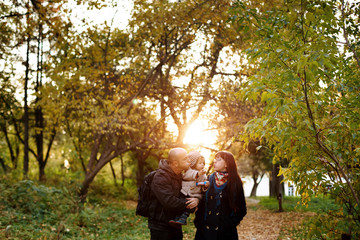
[38,128,55,182]
[79,154,113,202]
[269,169,275,197]
[176,123,191,145]
[271,163,285,212]
[120,154,125,187]
[79,146,114,202]
[39,163,46,182]
[277,193,284,212]
[270,163,284,198]
[79,158,106,202]
[137,158,145,187]
[176,125,187,144]
[79,138,138,202]
[160,100,166,138]
[80,156,87,174]
[15,144,19,169]
[136,152,147,187]
[250,181,259,197]
[109,161,118,187]
[2,123,16,169]
[35,106,44,181]
[0,157,7,173]
[23,31,30,179]
[250,172,264,197]
[35,23,45,182]
[79,175,95,202]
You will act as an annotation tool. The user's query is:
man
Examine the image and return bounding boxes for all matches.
[148,148,200,240]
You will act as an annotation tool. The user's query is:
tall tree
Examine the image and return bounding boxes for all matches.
[0,1,23,173]
[210,79,272,196]
[47,21,166,201]
[129,0,249,145]
[232,0,360,237]
[0,81,21,172]
[23,2,31,178]
[29,0,64,181]
[1,0,103,180]
[242,141,273,197]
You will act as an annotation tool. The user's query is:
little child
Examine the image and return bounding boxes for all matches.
[169,151,208,227]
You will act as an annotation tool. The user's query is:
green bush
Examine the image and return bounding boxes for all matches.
[0,179,150,239]
[257,196,359,239]
[1,180,77,220]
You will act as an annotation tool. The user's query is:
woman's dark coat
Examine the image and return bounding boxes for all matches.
[194,173,247,240]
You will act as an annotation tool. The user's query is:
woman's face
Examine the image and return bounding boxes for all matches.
[213,156,227,172]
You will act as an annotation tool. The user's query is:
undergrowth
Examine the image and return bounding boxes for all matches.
[0,179,196,239]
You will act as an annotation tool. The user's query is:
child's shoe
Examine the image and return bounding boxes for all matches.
[169,212,189,227]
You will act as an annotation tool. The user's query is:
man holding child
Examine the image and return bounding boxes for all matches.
[148,148,200,240]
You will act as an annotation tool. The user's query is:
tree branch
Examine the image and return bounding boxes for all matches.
[302,69,360,206]
[44,128,56,165]
[0,12,29,19]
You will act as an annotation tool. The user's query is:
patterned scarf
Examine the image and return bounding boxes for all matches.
[215,171,228,187]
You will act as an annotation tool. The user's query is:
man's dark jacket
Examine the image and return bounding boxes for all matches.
[148,159,188,231]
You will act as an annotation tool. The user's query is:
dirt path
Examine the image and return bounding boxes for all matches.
[237,198,315,240]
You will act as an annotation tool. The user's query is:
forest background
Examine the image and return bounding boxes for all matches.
[0,0,359,239]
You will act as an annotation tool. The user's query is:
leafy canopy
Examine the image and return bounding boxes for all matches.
[231,0,360,238]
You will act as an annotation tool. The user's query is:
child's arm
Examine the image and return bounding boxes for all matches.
[183,168,199,181]
[196,174,209,191]
[195,180,209,191]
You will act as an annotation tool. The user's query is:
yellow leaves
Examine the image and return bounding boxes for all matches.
[306,12,315,23]
[260,91,277,103]
[301,191,310,207]
[278,166,288,179]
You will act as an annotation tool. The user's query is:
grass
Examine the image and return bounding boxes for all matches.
[251,195,339,213]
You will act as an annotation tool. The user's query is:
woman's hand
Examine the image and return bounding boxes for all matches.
[186,197,199,209]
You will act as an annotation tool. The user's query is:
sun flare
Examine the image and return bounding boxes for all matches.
[183,120,218,163]
[183,121,216,146]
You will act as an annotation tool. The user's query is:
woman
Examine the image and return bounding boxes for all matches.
[194,151,247,240]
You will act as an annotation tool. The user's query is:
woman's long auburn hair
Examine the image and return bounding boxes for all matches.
[214,151,243,210]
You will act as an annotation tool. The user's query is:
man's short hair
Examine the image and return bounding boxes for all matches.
[168,148,186,165]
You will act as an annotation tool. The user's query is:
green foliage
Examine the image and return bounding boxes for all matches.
[274,198,360,239]
[258,196,355,239]
[2,180,69,219]
[0,179,196,239]
[88,177,139,201]
[231,0,360,237]
[0,179,79,239]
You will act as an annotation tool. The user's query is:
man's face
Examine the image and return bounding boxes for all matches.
[177,152,190,171]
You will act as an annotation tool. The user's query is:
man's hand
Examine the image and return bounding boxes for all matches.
[186,197,199,209]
